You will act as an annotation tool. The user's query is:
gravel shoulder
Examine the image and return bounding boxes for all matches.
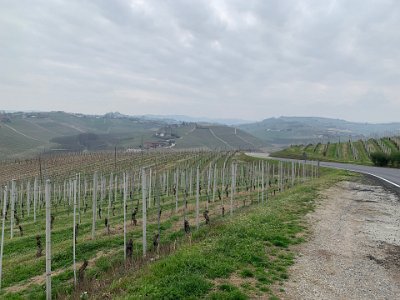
[282,179,400,300]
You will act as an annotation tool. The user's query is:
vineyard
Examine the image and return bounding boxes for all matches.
[0,150,323,299]
[272,136,400,167]
[0,112,265,161]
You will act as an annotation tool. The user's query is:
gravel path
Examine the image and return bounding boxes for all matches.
[282,180,400,300]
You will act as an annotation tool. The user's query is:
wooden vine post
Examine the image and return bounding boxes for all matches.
[261,162,265,205]
[196,166,200,230]
[123,173,127,260]
[92,172,97,239]
[156,176,161,254]
[73,178,77,286]
[175,169,179,212]
[266,162,269,203]
[212,164,217,202]
[10,180,15,239]
[27,181,31,216]
[45,179,52,300]
[142,168,147,257]
[34,177,37,222]
[78,173,81,224]
[148,169,152,209]
[108,173,113,220]
[291,161,295,187]
[230,163,234,215]
[0,186,7,290]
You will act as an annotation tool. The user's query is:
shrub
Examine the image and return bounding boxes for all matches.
[370,152,389,167]
[389,152,400,167]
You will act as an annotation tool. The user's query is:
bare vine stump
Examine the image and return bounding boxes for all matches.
[126,238,133,262]
[153,233,160,251]
[75,223,79,244]
[36,235,43,257]
[78,260,88,283]
[184,219,190,234]
[131,207,137,226]
[51,215,55,229]
[203,210,210,225]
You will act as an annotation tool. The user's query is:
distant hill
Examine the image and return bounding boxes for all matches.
[7,112,399,159]
[239,116,400,148]
[157,123,264,150]
[139,114,250,125]
[0,111,263,160]
[0,111,165,159]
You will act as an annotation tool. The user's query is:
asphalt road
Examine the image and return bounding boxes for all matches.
[246,152,400,189]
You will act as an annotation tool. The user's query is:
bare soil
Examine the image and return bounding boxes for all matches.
[282,180,400,300]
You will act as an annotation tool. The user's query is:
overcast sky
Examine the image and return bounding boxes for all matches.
[0,0,399,123]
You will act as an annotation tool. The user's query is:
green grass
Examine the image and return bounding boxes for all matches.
[91,168,352,299]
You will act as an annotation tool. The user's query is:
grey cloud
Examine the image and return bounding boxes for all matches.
[0,0,399,122]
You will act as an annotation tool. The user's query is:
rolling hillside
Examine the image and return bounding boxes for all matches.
[0,112,264,160]
[272,136,400,167]
[155,123,265,150]
[0,111,165,159]
[239,116,400,147]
